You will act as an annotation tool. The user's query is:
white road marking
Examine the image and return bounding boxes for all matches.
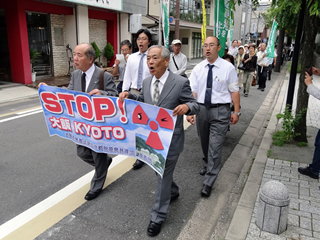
[0,110,43,123]
[16,107,43,115]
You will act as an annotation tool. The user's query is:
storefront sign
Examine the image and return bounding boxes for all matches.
[62,0,122,11]
[39,85,177,177]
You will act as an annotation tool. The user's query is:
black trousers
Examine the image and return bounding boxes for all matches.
[258,65,268,89]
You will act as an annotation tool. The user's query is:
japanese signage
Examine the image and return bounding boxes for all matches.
[39,86,177,177]
[162,0,170,48]
[62,0,122,11]
[266,21,278,62]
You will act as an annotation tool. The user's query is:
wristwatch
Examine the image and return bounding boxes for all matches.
[234,112,241,116]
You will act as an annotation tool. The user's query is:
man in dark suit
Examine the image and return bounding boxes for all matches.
[39,43,118,201]
[119,45,199,236]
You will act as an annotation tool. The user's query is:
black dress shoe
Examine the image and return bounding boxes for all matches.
[298,167,319,179]
[84,190,101,201]
[201,184,212,197]
[171,193,180,202]
[147,221,162,237]
[132,159,144,170]
[261,88,265,92]
[199,166,207,176]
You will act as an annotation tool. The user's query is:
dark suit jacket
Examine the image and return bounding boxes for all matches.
[68,65,118,96]
[129,71,199,156]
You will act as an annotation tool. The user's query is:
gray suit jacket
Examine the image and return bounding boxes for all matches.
[129,71,199,155]
[67,65,118,96]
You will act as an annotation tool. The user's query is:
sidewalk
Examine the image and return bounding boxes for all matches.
[227,70,320,240]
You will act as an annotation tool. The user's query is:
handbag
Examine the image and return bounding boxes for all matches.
[99,69,108,90]
[252,75,256,86]
[238,61,246,71]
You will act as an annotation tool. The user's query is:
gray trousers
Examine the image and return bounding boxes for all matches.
[151,154,179,223]
[77,145,113,193]
[196,104,230,187]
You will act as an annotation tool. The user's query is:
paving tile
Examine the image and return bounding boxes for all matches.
[288,213,299,226]
[300,217,312,230]
[312,219,320,232]
[300,203,320,215]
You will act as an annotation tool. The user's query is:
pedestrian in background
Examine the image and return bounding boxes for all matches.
[38,43,118,201]
[242,44,257,97]
[298,67,320,180]
[228,40,238,57]
[122,28,153,170]
[256,43,268,92]
[168,39,188,78]
[235,45,245,89]
[187,36,240,198]
[112,39,132,93]
[222,54,235,65]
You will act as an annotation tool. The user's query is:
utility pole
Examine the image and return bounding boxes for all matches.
[255,13,260,45]
[242,0,247,43]
[158,0,162,45]
[175,0,180,39]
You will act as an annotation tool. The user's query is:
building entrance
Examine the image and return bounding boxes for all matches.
[0,10,11,82]
[26,12,53,78]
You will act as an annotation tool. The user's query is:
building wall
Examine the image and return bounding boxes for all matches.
[50,14,68,77]
[89,18,108,66]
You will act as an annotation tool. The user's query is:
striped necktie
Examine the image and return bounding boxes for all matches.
[153,79,160,105]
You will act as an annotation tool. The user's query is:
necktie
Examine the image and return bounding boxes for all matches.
[81,72,86,92]
[137,53,145,89]
[153,79,160,105]
[204,64,214,109]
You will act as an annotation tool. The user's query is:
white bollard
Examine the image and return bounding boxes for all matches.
[256,180,290,234]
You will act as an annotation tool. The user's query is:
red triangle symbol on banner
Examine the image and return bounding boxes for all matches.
[146,131,164,150]
[156,108,174,130]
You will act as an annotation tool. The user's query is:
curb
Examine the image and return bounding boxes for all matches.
[176,65,289,240]
[225,66,288,240]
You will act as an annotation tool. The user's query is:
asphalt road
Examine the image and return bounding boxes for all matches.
[0,70,280,239]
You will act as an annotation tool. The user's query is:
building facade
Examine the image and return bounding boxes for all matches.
[0,0,216,85]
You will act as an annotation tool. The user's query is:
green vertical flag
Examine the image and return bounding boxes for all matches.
[214,0,229,57]
[266,20,278,59]
[162,0,170,48]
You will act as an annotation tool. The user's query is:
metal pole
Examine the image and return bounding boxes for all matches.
[158,0,162,45]
[255,14,259,45]
[175,0,180,39]
[285,0,305,111]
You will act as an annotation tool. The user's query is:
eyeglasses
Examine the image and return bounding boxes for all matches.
[137,38,148,41]
[203,43,218,49]
[121,48,130,52]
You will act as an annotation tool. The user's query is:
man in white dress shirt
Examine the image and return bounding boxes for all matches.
[187,36,241,197]
[256,43,268,91]
[122,28,153,170]
[168,39,188,78]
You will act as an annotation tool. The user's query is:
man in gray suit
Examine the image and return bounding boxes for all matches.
[119,45,199,236]
[39,43,118,201]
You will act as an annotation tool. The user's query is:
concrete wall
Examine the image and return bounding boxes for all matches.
[123,0,146,15]
[89,18,108,66]
[50,14,68,77]
[65,8,77,50]
[76,5,89,43]
[180,29,192,59]
[119,13,131,44]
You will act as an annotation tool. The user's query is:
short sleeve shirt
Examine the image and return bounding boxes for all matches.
[189,57,239,104]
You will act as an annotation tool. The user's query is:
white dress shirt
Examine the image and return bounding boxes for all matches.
[189,57,239,104]
[122,50,152,91]
[168,52,188,75]
[82,63,95,91]
[257,51,267,66]
[150,69,169,101]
